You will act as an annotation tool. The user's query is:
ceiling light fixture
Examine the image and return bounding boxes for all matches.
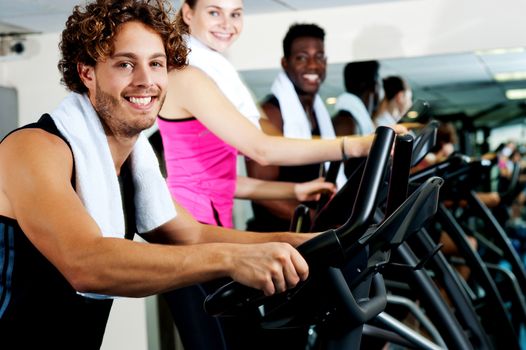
[494,71,526,82]
[476,47,525,56]
[505,89,526,100]
[326,97,337,105]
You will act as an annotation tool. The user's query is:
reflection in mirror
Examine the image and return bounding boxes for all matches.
[240,47,526,156]
[0,87,18,139]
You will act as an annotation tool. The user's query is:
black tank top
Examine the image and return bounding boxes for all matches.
[248,96,323,232]
[0,114,134,349]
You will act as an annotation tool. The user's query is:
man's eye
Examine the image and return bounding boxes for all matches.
[296,55,308,62]
[316,54,327,63]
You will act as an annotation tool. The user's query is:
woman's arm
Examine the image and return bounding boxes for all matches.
[160,66,375,166]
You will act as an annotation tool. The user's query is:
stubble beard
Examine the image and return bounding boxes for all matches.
[95,83,163,138]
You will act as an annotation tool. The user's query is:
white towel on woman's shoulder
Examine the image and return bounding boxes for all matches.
[271,71,347,189]
[186,35,260,128]
[49,92,176,238]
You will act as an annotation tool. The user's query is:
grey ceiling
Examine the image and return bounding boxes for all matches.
[1,0,525,130]
[0,0,397,32]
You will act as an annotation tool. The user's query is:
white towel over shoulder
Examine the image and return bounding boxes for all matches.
[271,71,347,189]
[49,93,176,238]
[334,92,375,135]
[186,35,260,128]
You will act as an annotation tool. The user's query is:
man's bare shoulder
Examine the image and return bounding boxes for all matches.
[1,128,71,158]
[261,100,281,116]
[0,128,73,180]
[0,128,74,218]
[261,97,283,133]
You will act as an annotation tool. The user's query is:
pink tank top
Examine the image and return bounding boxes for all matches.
[157,116,237,227]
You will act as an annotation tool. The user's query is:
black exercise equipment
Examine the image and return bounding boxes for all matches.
[409,153,525,349]
[205,127,442,349]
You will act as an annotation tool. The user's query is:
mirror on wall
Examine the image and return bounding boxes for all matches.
[240,47,526,152]
[0,87,18,139]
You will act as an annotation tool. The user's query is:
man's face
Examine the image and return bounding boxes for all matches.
[282,36,326,96]
[80,21,168,138]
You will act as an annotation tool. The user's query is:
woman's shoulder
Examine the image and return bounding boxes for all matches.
[168,65,210,82]
[167,65,223,101]
[163,66,218,118]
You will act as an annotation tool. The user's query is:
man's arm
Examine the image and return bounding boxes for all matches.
[0,129,308,297]
[245,164,309,220]
[143,200,316,247]
[142,200,318,292]
[245,100,307,220]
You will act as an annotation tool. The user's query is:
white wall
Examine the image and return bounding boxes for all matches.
[0,32,67,126]
[228,0,526,69]
[3,0,526,126]
[101,297,150,350]
[1,0,525,348]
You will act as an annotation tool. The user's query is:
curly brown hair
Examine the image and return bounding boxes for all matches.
[58,0,188,93]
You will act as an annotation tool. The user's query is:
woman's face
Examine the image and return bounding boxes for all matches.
[183,0,244,53]
[399,88,413,115]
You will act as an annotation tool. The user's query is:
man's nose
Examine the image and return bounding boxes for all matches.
[133,64,154,87]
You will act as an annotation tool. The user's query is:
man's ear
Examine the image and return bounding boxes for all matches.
[281,57,288,70]
[77,63,95,91]
[181,3,193,26]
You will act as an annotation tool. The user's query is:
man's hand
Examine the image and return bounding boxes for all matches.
[294,177,336,202]
[390,124,408,135]
[229,242,309,296]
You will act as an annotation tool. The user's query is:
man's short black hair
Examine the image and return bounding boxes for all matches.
[283,23,325,58]
[343,60,380,94]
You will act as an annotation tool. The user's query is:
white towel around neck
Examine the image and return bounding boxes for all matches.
[374,110,398,127]
[271,71,347,189]
[186,35,260,128]
[49,93,176,238]
[334,92,375,135]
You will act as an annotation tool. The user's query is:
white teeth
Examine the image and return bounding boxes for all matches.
[303,74,319,82]
[213,32,231,39]
[128,96,152,105]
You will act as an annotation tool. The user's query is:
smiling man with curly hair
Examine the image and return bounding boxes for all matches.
[0,1,312,348]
